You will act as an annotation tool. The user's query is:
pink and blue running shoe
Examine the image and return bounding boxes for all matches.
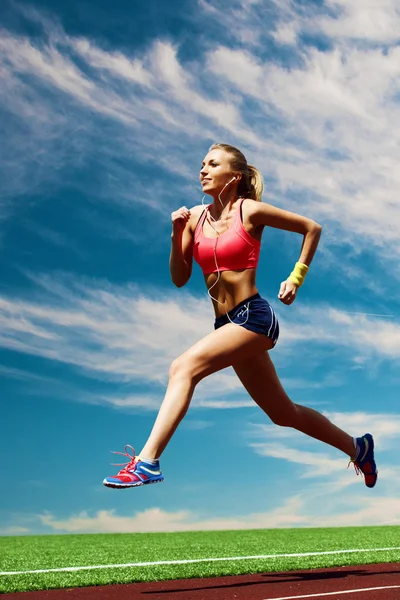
[349,433,378,488]
[103,445,164,489]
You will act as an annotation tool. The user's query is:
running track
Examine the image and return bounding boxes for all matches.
[3,562,400,600]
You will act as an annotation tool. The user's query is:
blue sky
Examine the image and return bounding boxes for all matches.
[1,0,400,536]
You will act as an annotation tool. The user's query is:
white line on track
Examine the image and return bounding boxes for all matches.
[1,546,400,576]
[263,584,400,599]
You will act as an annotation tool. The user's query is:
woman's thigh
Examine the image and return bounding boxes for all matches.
[171,323,273,383]
[232,351,296,423]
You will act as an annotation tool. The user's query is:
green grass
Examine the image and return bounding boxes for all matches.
[1,526,399,594]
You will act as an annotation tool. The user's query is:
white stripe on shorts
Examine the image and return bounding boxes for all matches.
[268,305,275,338]
[271,306,278,339]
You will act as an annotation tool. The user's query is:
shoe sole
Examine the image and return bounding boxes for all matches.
[365,476,378,488]
[361,433,378,488]
[103,477,164,489]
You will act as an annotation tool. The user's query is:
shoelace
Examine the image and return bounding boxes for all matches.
[347,459,362,477]
[110,444,138,474]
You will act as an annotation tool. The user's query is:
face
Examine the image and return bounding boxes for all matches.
[199,149,238,196]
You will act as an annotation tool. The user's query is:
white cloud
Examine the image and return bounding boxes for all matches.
[36,488,400,534]
[8,406,400,535]
[250,411,400,453]
[324,412,400,449]
[0,526,30,536]
[272,23,298,46]
[251,442,345,478]
[0,275,399,412]
[198,0,268,47]
[0,278,210,382]
[244,408,400,529]
[2,1,400,279]
[269,0,400,46]
[278,304,400,363]
[0,274,255,409]
[38,498,308,534]
[250,412,400,444]
[318,0,400,43]
[248,410,400,496]
[74,39,152,86]
[310,495,400,527]
[0,13,262,231]
[205,42,400,256]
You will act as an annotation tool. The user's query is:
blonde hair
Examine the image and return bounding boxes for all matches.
[209,143,264,202]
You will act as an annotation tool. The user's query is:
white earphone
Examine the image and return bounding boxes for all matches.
[200,174,250,326]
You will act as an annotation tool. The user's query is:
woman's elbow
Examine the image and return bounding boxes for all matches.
[309,221,322,233]
[173,274,191,288]
[174,280,186,288]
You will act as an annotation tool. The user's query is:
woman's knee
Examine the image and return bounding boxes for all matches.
[168,357,182,379]
[270,402,299,427]
[168,355,198,382]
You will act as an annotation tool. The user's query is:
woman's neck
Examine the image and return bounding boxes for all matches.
[209,191,239,219]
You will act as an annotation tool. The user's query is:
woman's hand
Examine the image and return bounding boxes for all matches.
[278,279,298,305]
[171,206,191,236]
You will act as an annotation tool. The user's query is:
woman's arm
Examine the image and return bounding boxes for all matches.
[170,207,197,287]
[251,201,322,265]
[250,201,322,304]
[297,221,322,268]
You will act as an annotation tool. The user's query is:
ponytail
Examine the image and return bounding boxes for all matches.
[209,143,264,202]
[247,164,264,203]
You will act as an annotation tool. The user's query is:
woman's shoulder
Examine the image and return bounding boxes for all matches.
[241,197,259,207]
[240,198,266,228]
[190,203,210,221]
[191,203,210,212]
[241,197,260,214]
[189,204,209,234]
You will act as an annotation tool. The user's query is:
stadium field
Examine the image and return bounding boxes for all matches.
[1,525,400,594]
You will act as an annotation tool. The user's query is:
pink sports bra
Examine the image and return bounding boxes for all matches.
[193,198,261,275]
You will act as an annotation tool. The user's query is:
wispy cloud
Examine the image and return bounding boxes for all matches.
[245,408,400,529]
[0,14,254,216]
[251,442,345,478]
[0,274,399,411]
[0,271,399,418]
[323,411,400,449]
[250,411,400,452]
[32,489,400,533]
[37,498,308,534]
[2,0,400,279]
[278,304,400,364]
[0,525,30,536]
[0,275,210,383]
[248,408,400,522]
[316,0,400,43]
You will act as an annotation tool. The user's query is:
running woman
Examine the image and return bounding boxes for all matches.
[103,143,377,490]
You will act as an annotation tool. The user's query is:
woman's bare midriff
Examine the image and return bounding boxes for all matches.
[204,268,259,317]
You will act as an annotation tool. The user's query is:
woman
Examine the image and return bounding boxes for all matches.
[103,143,377,490]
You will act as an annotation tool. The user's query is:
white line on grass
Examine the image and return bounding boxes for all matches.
[1,547,400,576]
[263,584,400,600]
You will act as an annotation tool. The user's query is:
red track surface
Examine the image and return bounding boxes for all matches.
[4,562,400,600]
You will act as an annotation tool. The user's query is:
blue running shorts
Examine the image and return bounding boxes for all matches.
[214,293,279,347]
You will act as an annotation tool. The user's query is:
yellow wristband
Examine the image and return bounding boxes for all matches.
[288,262,309,287]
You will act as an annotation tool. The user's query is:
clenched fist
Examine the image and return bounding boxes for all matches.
[278,279,298,305]
[171,206,191,235]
